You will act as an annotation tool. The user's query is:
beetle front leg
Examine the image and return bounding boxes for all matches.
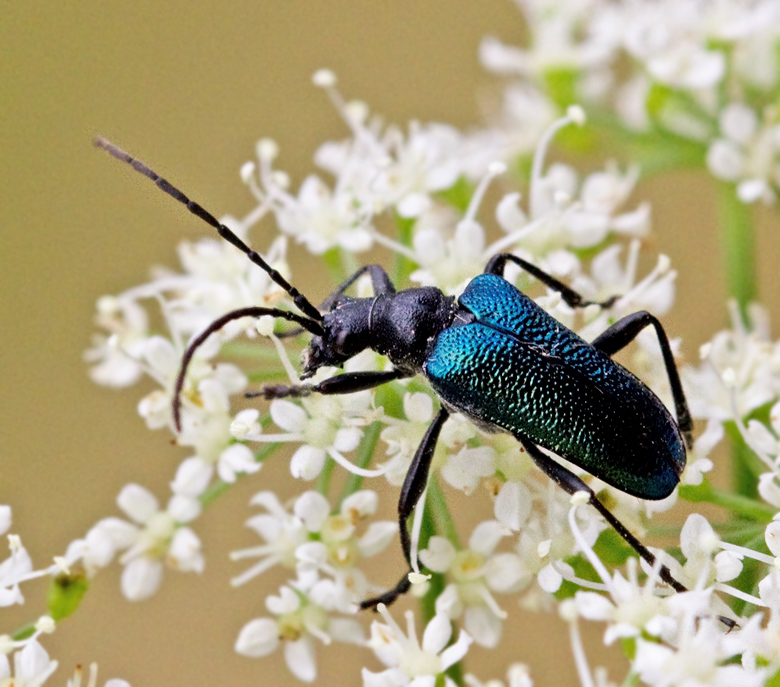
[247,369,411,399]
[485,253,618,309]
[517,436,688,593]
[591,311,693,449]
[360,407,450,610]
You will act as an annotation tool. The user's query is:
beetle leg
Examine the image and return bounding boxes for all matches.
[590,311,693,450]
[484,253,618,309]
[248,369,411,399]
[517,436,688,593]
[360,407,450,610]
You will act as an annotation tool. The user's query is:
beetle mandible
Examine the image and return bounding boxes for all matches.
[95,136,695,610]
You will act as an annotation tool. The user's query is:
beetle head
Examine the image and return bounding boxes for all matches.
[300,300,372,379]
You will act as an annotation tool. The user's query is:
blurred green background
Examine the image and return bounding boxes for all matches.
[3,2,779,685]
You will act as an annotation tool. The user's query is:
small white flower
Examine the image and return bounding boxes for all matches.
[111,483,204,601]
[243,391,373,482]
[0,535,40,607]
[419,522,525,647]
[440,446,496,494]
[236,579,363,683]
[464,663,534,687]
[231,491,311,586]
[0,638,59,687]
[380,392,436,486]
[363,605,472,687]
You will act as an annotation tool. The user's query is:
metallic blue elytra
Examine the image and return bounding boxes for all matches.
[424,274,685,500]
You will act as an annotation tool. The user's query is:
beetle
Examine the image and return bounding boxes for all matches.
[95,137,695,610]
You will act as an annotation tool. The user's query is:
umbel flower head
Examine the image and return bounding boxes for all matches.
[66,1,780,685]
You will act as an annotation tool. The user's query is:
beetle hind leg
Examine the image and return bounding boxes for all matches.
[517,436,688,593]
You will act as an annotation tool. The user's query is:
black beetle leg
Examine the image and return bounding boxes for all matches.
[361,407,450,610]
[591,311,693,450]
[517,436,687,593]
[485,253,618,309]
[248,369,411,399]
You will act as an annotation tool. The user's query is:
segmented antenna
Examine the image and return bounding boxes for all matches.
[95,137,326,432]
[93,137,323,323]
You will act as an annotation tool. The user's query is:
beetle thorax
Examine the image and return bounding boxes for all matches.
[367,287,458,373]
[301,287,458,379]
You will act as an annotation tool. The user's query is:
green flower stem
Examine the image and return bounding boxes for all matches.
[11,622,36,641]
[583,110,707,176]
[415,480,463,687]
[323,247,348,284]
[730,436,761,500]
[220,342,295,360]
[621,671,641,687]
[418,476,465,686]
[718,181,758,316]
[717,182,759,497]
[317,455,336,495]
[427,474,460,549]
[679,481,775,522]
[392,214,417,285]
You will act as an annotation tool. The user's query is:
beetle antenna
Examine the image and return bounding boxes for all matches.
[172,305,323,432]
[94,137,324,323]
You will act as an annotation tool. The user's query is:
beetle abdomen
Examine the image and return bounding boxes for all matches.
[423,275,685,500]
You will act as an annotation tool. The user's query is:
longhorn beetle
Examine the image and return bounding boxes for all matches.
[95,137,704,613]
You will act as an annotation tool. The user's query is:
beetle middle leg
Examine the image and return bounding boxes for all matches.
[516,436,687,593]
[519,438,737,628]
[360,407,450,610]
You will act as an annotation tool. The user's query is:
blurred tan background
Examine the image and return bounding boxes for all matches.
[3,2,780,686]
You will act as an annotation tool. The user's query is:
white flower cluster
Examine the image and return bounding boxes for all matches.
[482,0,780,203]
[9,2,780,684]
[75,74,729,685]
[0,507,131,687]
